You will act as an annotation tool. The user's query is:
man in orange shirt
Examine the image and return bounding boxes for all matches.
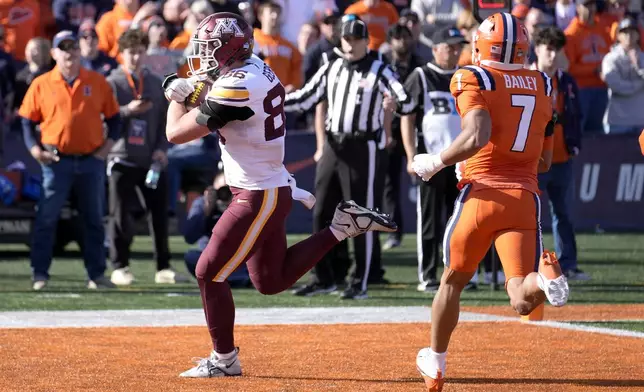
[0,0,42,61]
[19,31,122,291]
[411,14,569,391]
[345,0,399,50]
[253,1,301,92]
[564,0,611,133]
[534,26,590,281]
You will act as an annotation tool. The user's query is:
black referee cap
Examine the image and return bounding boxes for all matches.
[341,14,369,39]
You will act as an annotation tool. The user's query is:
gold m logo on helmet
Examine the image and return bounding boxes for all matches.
[213,18,245,38]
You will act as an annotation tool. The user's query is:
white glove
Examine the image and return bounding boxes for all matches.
[412,154,446,182]
[164,78,195,102]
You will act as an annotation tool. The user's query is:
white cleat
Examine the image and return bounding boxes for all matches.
[416,348,445,392]
[111,268,135,286]
[155,268,191,284]
[331,200,397,238]
[179,349,242,378]
[538,251,570,307]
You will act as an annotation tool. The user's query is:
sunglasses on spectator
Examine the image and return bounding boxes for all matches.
[401,16,420,24]
[59,41,80,51]
[80,33,97,39]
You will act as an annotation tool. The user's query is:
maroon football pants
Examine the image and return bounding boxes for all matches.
[195,186,339,354]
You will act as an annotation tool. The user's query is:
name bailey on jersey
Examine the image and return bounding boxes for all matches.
[503,74,538,91]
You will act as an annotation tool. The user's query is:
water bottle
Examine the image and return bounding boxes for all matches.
[145,161,162,189]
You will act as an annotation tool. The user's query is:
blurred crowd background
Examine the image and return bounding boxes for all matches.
[0,0,642,291]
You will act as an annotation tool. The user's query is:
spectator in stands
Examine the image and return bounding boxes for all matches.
[565,0,612,134]
[602,17,644,134]
[410,0,464,45]
[555,0,577,30]
[297,20,321,55]
[380,9,433,61]
[302,10,341,81]
[0,0,43,62]
[19,31,121,290]
[162,0,189,42]
[0,26,16,125]
[96,0,160,61]
[78,19,118,77]
[106,29,188,286]
[381,24,423,250]
[533,26,589,281]
[511,3,530,22]
[345,0,399,50]
[142,15,180,78]
[14,38,53,118]
[607,0,644,49]
[169,0,214,77]
[182,171,250,287]
[52,0,98,32]
[456,9,477,66]
[253,1,302,93]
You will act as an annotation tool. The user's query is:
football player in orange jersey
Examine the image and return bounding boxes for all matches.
[410,13,570,392]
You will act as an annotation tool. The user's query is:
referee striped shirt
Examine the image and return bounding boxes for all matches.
[284,55,415,137]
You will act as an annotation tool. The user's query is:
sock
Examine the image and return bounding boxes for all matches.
[215,349,236,361]
[428,348,447,378]
[329,226,349,241]
[537,273,547,292]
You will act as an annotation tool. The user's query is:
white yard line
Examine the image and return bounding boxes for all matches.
[0,307,511,329]
[0,307,641,339]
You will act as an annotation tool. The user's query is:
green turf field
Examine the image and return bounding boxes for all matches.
[571,321,644,333]
[0,233,642,311]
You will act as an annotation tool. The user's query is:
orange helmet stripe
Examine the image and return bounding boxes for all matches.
[499,12,517,64]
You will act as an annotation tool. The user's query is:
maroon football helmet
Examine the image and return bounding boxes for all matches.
[187,12,254,79]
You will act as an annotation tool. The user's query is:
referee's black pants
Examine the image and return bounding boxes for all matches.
[108,162,171,271]
[417,165,459,285]
[312,135,386,292]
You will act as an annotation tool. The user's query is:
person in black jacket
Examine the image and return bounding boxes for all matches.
[533,26,588,281]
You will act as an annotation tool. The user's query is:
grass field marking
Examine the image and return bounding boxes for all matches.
[524,319,644,339]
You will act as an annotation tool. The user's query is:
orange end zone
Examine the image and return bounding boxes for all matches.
[1,322,643,392]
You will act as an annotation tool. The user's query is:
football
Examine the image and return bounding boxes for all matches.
[184,79,213,110]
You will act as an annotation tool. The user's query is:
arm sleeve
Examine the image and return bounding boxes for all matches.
[283,61,329,113]
[381,65,415,115]
[196,98,255,131]
[104,113,121,141]
[20,117,39,150]
[450,69,489,116]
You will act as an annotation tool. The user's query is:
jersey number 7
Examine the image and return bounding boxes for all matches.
[510,94,535,153]
[263,84,286,141]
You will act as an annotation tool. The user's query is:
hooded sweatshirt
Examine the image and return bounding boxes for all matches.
[564,16,612,88]
[601,44,644,127]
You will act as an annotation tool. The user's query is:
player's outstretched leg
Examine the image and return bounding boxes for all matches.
[505,250,569,315]
[248,199,398,295]
[417,268,474,392]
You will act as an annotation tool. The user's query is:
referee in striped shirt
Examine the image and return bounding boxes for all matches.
[284,14,414,300]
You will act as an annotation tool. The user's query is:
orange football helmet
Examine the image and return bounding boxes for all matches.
[472,12,529,66]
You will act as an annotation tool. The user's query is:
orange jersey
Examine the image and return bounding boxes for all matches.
[450,65,554,194]
[344,0,399,51]
[253,29,302,88]
[95,3,135,62]
[0,0,41,61]
[564,17,611,88]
